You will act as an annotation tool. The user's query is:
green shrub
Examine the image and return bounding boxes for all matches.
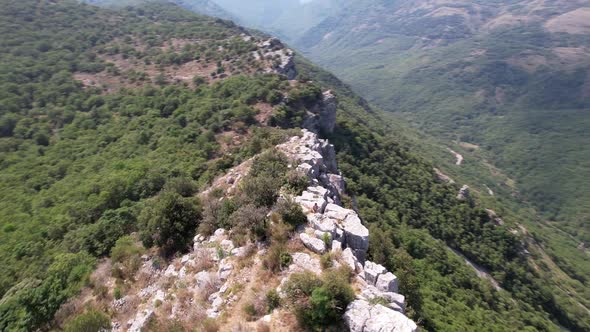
[114,287,122,300]
[266,289,281,312]
[284,268,354,329]
[138,191,201,256]
[243,303,257,319]
[240,175,282,208]
[285,170,309,195]
[275,198,307,228]
[320,253,333,270]
[63,310,110,332]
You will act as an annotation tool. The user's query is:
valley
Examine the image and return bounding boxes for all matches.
[0,0,588,331]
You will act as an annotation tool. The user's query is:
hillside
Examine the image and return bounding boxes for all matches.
[0,0,588,331]
[194,0,590,325]
[295,0,590,238]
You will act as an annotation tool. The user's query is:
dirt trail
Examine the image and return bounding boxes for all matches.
[447,148,464,165]
[450,248,502,291]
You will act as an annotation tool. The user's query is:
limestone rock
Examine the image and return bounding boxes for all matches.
[319,91,337,134]
[218,261,233,281]
[341,248,358,272]
[289,252,321,275]
[331,240,342,253]
[343,213,369,253]
[324,203,352,221]
[364,261,387,286]
[345,300,417,332]
[366,304,417,332]
[376,272,399,293]
[300,233,327,254]
[457,185,470,200]
[344,300,371,332]
[308,214,337,235]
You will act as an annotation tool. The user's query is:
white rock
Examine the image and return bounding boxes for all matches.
[343,213,369,254]
[324,203,351,221]
[344,300,371,332]
[342,248,358,272]
[345,300,417,332]
[218,262,233,281]
[164,264,178,277]
[376,272,399,293]
[181,255,190,264]
[308,214,337,235]
[364,261,386,286]
[300,233,327,254]
[364,304,417,332]
[289,252,321,275]
[220,239,234,253]
[127,309,154,332]
[331,240,342,253]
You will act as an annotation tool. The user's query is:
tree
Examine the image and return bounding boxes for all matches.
[138,191,201,255]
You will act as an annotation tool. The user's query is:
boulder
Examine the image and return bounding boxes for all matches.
[296,189,328,213]
[343,213,369,254]
[331,240,342,253]
[324,203,352,221]
[308,214,337,235]
[341,248,358,272]
[457,185,470,200]
[343,300,371,332]
[364,304,417,332]
[218,261,233,281]
[376,272,399,293]
[289,252,321,275]
[300,233,327,254]
[364,261,386,286]
[345,300,417,332]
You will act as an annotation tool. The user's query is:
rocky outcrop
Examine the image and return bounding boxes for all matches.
[344,300,417,332]
[457,184,470,200]
[303,90,338,134]
[279,129,416,331]
[256,38,297,80]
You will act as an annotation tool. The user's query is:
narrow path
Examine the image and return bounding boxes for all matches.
[447,148,464,166]
[449,248,502,291]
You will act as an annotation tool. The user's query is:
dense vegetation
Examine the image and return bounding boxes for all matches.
[0,0,587,331]
[0,1,310,329]
[207,0,590,311]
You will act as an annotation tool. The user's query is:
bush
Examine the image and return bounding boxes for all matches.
[263,243,292,273]
[63,310,110,332]
[229,204,268,241]
[284,268,354,330]
[286,170,309,195]
[266,289,281,312]
[138,191,201,256]
[240,175,282,208]
[320,253,333,269]
[275,198,307,228]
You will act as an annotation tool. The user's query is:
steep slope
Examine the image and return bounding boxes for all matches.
[295,0,590,241]
[0,0,586,331]
[197,1,590,325]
